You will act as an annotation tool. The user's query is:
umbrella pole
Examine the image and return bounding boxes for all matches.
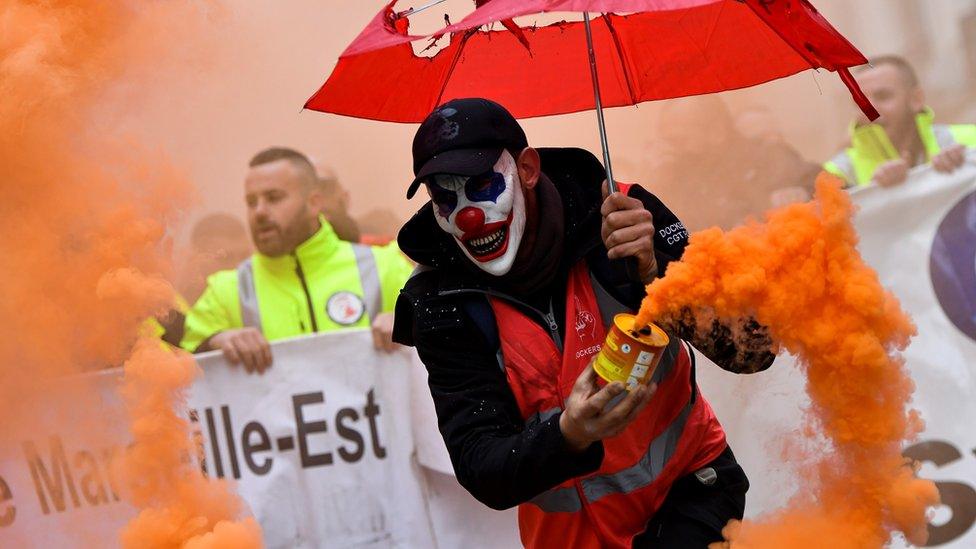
[585,12,641,281]
[582,12,617,194]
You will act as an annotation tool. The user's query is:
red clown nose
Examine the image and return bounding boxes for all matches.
[455,207,485,234]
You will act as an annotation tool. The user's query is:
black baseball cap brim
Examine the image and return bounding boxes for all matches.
[406,146,504,199]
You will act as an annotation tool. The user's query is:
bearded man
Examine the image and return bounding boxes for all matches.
[393,98,775,549]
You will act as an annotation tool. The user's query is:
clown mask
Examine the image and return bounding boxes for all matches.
[427,151,526,276]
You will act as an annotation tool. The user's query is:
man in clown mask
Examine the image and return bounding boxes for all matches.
[394,98,775,549]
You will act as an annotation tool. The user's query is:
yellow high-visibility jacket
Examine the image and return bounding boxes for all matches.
[824,108,976,187]
[181,217,413,351]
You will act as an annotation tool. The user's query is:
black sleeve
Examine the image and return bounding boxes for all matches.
[627,185,777,374]
[394,287,603,510]
[627,183,689,277]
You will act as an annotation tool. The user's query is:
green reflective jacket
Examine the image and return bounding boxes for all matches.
[180,218,413,352]
[823,109,976,187]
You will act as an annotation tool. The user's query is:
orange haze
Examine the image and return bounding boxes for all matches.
[1,1,260,547]
[636,176,939,548]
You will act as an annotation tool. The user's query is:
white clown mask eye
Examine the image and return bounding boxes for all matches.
[427,151,526,276]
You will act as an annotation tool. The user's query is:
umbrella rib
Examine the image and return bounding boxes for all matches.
[433,30,475,108]
[600,14,638,105]
[401,0,449,18]
[674,8,730,92]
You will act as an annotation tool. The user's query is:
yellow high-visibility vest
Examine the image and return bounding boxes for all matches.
[181,217,413,352]
[824,108,976,187]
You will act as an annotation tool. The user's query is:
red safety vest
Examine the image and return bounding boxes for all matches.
[490,261,728,549]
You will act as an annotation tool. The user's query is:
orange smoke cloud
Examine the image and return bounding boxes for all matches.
[118,339,261,547]
[636,176,939,548]
[1,1,260,547]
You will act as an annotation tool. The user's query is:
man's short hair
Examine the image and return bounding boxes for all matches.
[249,147,317,185]
[864,55,920,88]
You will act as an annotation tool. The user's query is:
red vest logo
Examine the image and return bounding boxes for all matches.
[573,296,597,342]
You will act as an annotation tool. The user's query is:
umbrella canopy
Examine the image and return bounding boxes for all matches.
[305,0,877,123]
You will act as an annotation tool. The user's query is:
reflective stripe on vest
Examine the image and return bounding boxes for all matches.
[829,151,857,186]
[237,258,261,331]
[352,244,381,322]
[932,124,959,150]
[589,271,630,324]
[236,244,382,330]
[526,338,687,514]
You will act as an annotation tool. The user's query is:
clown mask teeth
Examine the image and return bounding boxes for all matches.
[466,225,507,254]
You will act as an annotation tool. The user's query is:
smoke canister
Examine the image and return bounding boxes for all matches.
[594,314,669,390]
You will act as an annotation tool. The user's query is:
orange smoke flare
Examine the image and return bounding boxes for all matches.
[118,339,262,547]
[636,176,939,548]
[1,1,261,547]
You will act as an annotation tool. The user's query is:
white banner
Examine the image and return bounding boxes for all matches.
[699,160,976,548]
[0,331,521,548]
[188,332,434,548]
[0,368,133,548]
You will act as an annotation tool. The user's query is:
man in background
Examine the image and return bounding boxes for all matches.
[310,160,361,242]
[824,55,976,188]
[645,96,820,230]
[177,212,252,304]
[145,213,251,347]
[181,147,414,371]
[356,207,404,246]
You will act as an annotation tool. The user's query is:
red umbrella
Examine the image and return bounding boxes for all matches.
[306,0,877,190]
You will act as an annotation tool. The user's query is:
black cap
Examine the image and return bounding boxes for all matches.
[407,98,528,199]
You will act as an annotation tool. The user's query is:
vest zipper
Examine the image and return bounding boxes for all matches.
[544,300,562,351]
[293,253,319,333]
[439,288,562,349]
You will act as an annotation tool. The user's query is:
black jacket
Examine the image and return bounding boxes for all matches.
[393,148,773,510]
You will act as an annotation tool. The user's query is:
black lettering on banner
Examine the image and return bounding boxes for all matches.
[0,474,15,527]
[293,392,333,467]
[189,409,208,476]
[364,389,387,459]
[221,405,242,479]
[204,407,225,478]
[73,450,109,506]
[242,421,273,475]
[336,408,365,463]
[276,436,295,451]
[101,447,121,502]
[22,437,81,514]
[903,440,976,546]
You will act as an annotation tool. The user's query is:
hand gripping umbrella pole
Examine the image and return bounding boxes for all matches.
[583,12,640,278]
